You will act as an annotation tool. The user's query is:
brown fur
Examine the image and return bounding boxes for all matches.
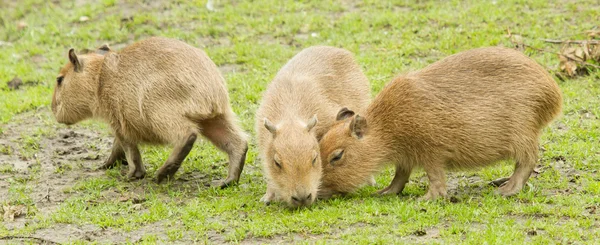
[255,46,371,207]
[318,47,563,200]
[52,37,248,186]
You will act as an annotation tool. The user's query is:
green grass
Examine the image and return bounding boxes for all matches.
[1,0,599,244]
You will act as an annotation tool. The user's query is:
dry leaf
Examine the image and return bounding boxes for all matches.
[574,46,586,60]
[79,16,89,22]
[587,30,600,39]
[131,203,143,210]
[591,44,600,62]
[16,21,27,30]
[559,55,579,77]
[3,204,27,221]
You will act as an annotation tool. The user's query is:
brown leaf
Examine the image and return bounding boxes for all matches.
[590,44,600,62]
[587,30,600,39]
[574,47,587,60]
[131,203,143,210]
[17,21,27,30]
[3,204,27,221]
[559,55,579,77]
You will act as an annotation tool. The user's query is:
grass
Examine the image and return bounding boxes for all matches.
[0,0,599,244]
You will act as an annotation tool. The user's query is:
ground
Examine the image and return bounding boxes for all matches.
[0,0,599,244]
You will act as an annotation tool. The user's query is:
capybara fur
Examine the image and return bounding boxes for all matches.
[318,47,562,200]
[52,37,248,186]
[256,46,371,207]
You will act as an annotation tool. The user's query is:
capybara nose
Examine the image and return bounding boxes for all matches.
[291,193,313,206]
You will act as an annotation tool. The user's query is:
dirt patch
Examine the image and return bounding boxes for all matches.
[0,107,223,243]
[0,107,112,207]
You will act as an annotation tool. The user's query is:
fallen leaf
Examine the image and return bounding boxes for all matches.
[3,204,27,221]
[79,16,89,22]
[587,30,600,39]
[590,44,600,62]
[559,55,579,77]
[131,203,143,210]
[17,21,27,30]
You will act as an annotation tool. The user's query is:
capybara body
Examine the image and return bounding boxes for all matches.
[256,46,371,207]
[318,47,562,200]
[52,37,248,186]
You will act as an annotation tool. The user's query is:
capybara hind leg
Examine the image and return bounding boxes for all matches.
[498,146,538,196]
[200,115,248,188]
[155,132,198,183]
[378,165,411,195]
[420,161,447,201]
[121,141,146,180]
[100,138,127,170]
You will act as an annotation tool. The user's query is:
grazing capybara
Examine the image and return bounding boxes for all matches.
[256,46,371,207]
[318,47,562,200]
[52,37,248,186]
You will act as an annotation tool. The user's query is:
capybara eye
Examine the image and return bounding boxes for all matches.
[330,150,344,164]
[274,159,282,169]
[56,76,64,86]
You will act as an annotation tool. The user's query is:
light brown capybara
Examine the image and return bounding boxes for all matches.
[52,37,248,186]
[318,47,562,200]
[256,46,371,207]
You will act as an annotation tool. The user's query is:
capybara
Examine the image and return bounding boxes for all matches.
[318,47,562,200]
[52,37,248,186]
[256,46,371,207]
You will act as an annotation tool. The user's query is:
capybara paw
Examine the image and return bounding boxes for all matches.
[490,177,510,187]
[99,160,117,170]
[155,172,175,183]
[496,180,522,196]
[376,187,398,195]
[260,193,274,206]
[216,177,238,189]
[419,189,447,201]
[127,169,146,180]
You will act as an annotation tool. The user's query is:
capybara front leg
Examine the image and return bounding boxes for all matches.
[155,132,197,183]
[420,160,447,201]
[260,185,277,205]
[378,165,412,195]
[100,138,127,169]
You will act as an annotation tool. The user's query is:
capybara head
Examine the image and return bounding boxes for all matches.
[52,48,105,125]
[263,115,322,208]
[318,108,375,198]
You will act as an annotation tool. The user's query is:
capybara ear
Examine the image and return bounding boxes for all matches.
[336,107,355,121]
[264,118,277,136]
[306,114,318,132]
[68,48,82,72]
[96,43,111,55]
[349,115,367,139]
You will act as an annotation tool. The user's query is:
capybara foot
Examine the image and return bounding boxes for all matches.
[213,177,238,189]
[419,187,447,201]
[260,192,276,205]
[490,177,510,187]
[496,178,523,196]
[127,168,146,180]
